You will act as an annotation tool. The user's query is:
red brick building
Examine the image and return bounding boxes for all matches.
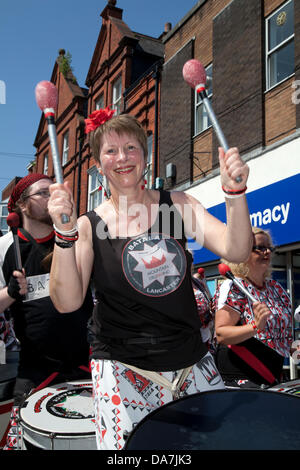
[84,0,164,204]
[159,0,299,376]
[1,0,299,375]
[33,49,88,216]
[160,0,298,189]
[32,1,164,218]
[2,0,299,291]
[3,0,298,210]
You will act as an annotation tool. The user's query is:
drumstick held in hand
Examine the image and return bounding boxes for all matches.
[182,59,242,183]
[218,263,257,303]
[197,268,211,300]
[35,80,69,224]
[7,213,22,271]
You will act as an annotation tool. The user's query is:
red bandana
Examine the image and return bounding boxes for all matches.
[8,174,51,213]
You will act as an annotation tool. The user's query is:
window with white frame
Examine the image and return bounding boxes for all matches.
[95,94,104,110]
[266,0,294,90]
[195,63,213,135]
[43,152,48,175]
[145,134,153,188]
[0,202,8,235]
[88,166,103,211]
[112,77,122,115]
[62,131,69,166]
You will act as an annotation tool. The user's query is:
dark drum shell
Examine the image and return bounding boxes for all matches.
[124,389,300,450]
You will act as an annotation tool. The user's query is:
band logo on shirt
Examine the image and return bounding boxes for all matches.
[24,273,50,302]
[122,234,186,297]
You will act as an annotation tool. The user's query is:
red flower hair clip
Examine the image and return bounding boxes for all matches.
[84,106,116,134]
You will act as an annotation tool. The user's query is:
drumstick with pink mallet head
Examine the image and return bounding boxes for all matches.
[192,267,211,302]
[7,212,22,271]
[35,80,69,224]
[197,267,205,279]
[182,59,242,183]
[218,263,257,303]
[197,267,211,300]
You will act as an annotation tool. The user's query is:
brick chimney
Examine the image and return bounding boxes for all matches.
[164,23,172,33]
[101,0,123,21]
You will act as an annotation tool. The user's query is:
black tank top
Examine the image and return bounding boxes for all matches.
[86,190,206,371]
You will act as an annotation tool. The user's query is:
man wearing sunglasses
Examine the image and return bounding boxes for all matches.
[0,174,93,450]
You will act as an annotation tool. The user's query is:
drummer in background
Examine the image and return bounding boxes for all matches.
[0,311,19,350]
[291,305,300,361]
[214,227,293,389]
[191,265,215,355]
[0,174,93,450]
[294,305,300,323]
[0,227,19,351]
[48,109,252,450]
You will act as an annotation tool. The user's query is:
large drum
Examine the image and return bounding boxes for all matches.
[0,351,19,449]
[269,379,300,397]
[124,389,300,450]
[19,381,96,450]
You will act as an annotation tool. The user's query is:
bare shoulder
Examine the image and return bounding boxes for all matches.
[94,199,110,215]
[168,190,203,209]
[76,214,94,271]
[215,304,240,325]
[77,213,93,242]
[147,189,160,204]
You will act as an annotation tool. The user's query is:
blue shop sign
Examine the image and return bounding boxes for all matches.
[190,173,300,264]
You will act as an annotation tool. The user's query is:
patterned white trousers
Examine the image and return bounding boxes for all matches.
[91,351,224,450]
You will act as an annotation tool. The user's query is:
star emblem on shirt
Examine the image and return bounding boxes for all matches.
[128,239,180,288]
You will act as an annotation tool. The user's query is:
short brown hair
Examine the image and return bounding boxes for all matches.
[89,114,148,164]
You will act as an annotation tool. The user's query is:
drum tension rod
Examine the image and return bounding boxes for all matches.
[49,433,57,451]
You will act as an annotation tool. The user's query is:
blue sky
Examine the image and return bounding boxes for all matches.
[0,0,199,198]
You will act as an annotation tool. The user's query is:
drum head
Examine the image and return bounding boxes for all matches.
[125,389,300,450]
[20,381,96,450]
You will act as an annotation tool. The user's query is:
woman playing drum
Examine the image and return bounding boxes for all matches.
[215,227,293,388]
[48,109,252,450]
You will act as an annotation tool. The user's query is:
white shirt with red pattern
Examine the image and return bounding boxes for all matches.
[217,278,293,358]
[0,312,18,348]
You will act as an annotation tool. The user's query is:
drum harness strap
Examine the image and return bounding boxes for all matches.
[27,365,90,394]
[99,330,197,399]
[120,362,193,400]
[228,344,276,384]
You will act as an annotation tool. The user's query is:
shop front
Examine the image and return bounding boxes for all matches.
[189,172,299,301]
[187,147,300,377]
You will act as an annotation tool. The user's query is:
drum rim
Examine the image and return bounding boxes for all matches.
[270,379,300,387]
[124,388,300,449]
[20,419,96,438]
